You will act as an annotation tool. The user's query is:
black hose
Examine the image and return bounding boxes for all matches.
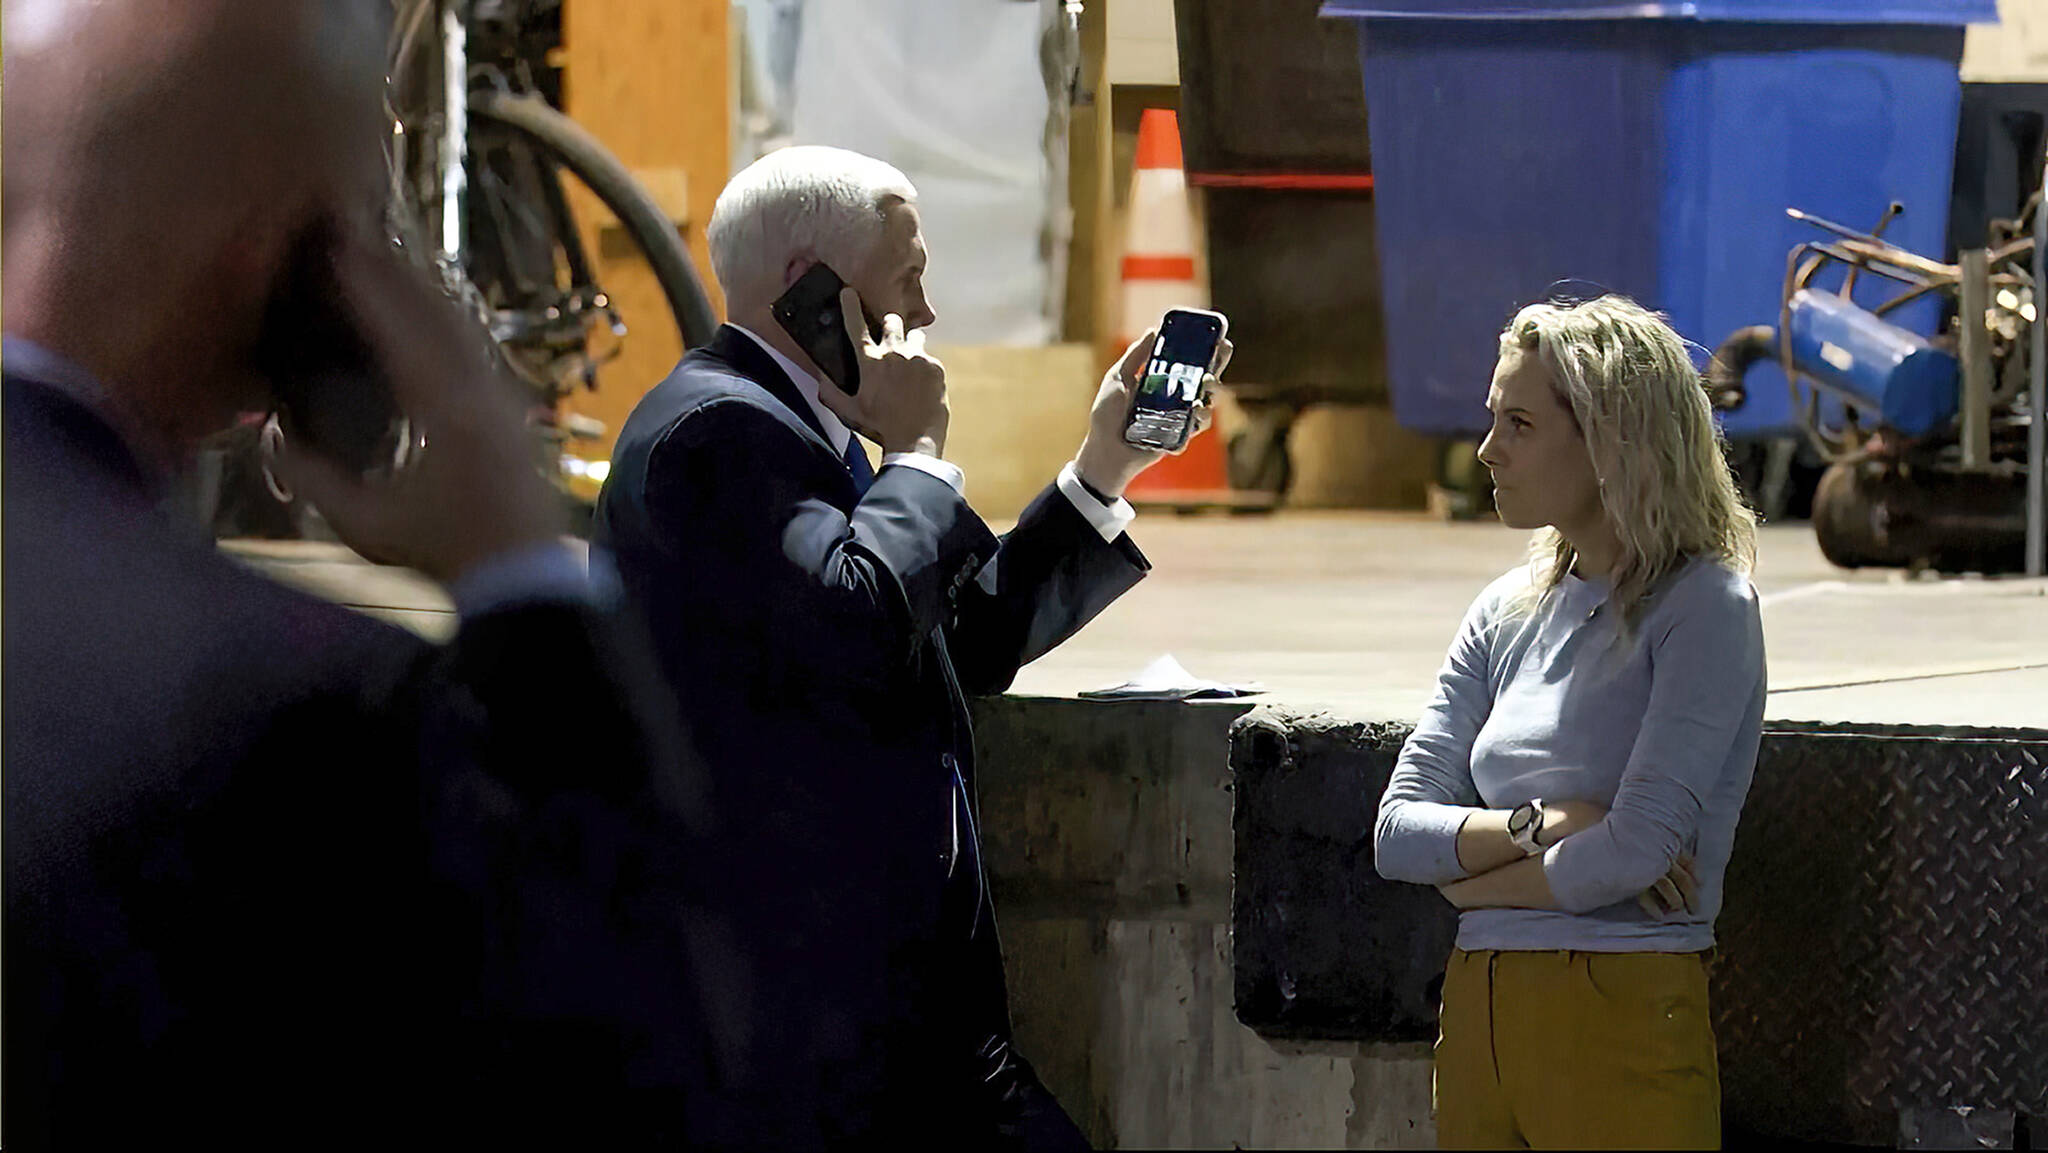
[1707,325,1776,412]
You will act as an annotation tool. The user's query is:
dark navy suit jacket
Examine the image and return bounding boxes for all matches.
[3,370,736,1147]
[594,325,1147,1144]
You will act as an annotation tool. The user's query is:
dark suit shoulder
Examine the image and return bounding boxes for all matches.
[660,392,825,461]
[5,373,425,682]
[620,353,824,459]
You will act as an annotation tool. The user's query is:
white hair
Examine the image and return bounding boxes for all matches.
[707,145,917,309]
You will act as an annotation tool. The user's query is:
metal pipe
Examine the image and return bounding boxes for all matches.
[2030,155,2047,576]
[1802,241,1952,288]
[1784,243,1866,463]
[1839,202,1903,300]
[1787,205,1891,246]
[1828,238,1958,283]
[438,0,468,260]
[1870,280,1943,318]
[1960,248,1993,470]
[1990,236,2036,265]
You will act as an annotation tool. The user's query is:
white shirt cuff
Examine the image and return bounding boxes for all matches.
[1057,460,1137,544]
[880,451,966,497]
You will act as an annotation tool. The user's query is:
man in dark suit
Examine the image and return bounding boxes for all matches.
[595,145,1227,1147]
[3,2,735,1144]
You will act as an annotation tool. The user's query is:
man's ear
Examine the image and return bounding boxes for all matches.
[783,253,817,292]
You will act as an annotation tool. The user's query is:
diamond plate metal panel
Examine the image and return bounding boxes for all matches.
[1229,710,2048,1145]
[1714,723,2048,1146]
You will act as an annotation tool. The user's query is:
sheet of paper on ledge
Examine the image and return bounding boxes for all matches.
[1079,654,1265,701]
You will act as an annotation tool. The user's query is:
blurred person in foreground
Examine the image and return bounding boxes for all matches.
[1373,296,1764,1149]
[3,0,735,1144]
[594,145,1226,1148]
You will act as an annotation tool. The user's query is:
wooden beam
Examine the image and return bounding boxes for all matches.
[559,0,729,466]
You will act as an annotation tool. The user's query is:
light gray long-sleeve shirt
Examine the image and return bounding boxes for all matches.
[1374,555,1766,952]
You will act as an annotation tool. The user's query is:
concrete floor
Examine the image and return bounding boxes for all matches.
[226,511,2048,729]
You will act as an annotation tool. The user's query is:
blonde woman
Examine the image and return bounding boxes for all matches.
[1375,295,1764,1149]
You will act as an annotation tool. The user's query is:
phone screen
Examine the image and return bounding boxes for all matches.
[1126,309,1223,450]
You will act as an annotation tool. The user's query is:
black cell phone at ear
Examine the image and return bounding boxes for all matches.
[771,261,870,395]
[254,223,406,475]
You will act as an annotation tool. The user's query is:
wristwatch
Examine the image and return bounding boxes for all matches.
[1507,799,1548,856]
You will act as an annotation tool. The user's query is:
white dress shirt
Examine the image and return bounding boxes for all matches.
[730,325,1135,543]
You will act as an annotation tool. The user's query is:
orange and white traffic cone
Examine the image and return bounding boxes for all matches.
[1115,108,1256,510]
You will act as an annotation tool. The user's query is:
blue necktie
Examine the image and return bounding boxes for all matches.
[844,436,874,497]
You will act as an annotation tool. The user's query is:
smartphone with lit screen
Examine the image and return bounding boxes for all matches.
[1123,307,1227,452]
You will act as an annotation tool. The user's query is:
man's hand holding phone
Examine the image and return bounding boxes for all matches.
[270,231,565,586]
[813,286,949,458]
[1075,329,1232,500]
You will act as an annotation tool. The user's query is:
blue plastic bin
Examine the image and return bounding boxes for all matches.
[1323,0,1995,438]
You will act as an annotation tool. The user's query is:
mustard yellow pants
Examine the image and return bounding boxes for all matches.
[1433,949,1720,1150]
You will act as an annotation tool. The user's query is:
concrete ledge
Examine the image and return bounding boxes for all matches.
[975,696,1435,1150]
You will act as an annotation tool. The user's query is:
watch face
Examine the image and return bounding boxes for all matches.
[1508,804,1535,834]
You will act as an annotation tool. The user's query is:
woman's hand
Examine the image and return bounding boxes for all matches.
[1637,854,1701,919]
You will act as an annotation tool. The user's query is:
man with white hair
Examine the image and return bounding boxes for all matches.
[595,145,1222,1147]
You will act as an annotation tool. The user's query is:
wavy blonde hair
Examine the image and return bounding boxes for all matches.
[1501,295,1757,627]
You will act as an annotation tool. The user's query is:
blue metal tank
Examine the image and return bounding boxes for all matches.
[1784,288,1959,437]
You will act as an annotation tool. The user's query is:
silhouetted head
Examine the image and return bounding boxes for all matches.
[4,0,390,461]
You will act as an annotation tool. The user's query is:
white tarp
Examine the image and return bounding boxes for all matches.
[765,0,1059,346]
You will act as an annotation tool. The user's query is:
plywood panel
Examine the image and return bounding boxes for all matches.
[1965,0,2048,81]
[933,342,1100,524]
[559,0,728,470]
[1286,403,1437,511]
[1061,0,1110,345]
[1106,0,1180,86]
